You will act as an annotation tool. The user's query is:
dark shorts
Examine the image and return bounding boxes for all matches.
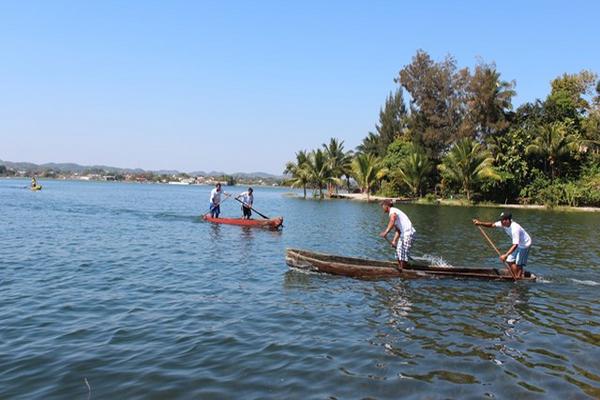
[210,204,220,218]
[242,205,252,218]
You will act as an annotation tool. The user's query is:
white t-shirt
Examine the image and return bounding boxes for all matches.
[210,188,222,204]
[493,220,532,248]
[240,192,253,206]
[389,207,416,237]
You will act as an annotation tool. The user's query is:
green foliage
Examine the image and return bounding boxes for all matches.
[397,50,469,158]
[288,50,600,208]
[283,150,311,198]
[525,120,580,180]
[544,70,597,124]
[463,62,516,140]
[357,88,408,157]
[394,145,433,197]
[351,153,384,201]
[322,138,353,193]
[305,149,338,199]
[438,138,501,201]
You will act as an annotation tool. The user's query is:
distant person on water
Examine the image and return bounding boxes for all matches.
[31,176,37,188]
[236,188,254,219]
[379,199,416,271]
[473,211,532,278]
[209,183,226,218]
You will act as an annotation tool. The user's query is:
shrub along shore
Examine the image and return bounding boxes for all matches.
[326,192,600,212]
[283,50,600,208]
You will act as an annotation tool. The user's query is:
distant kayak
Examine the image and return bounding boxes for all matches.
[31,185,42,191]
[202,215,283,230]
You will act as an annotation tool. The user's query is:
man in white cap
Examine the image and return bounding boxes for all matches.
[473,211,532,278]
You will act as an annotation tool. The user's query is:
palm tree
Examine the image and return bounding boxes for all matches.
[356,132,382,156]
[525,121,579,180]
[323,138,353,195]
[467,65,516,139]
[438,138,500,201]
[283,150,310,198]
[304,149,338,199]
[351,153,384,201]
[395,146,433,197]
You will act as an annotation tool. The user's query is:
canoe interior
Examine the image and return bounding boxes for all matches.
[286,248,535,281]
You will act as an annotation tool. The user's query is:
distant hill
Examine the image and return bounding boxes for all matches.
[0,159,282,179]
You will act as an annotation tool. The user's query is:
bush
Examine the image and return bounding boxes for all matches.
[378,180,403,198]
[423,193,437,203]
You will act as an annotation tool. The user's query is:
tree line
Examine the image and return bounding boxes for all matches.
[284,50,600,207]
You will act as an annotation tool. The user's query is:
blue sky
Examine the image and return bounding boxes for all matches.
[1,0,599,174]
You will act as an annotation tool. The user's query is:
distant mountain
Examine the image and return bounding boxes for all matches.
[0,159,282,179]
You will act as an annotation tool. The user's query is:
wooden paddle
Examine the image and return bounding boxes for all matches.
[233,196,269,219]
[475,224,518,281]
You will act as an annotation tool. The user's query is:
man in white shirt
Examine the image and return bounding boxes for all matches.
[209,183,226,218]
[473,211,532,278]
[379,199,416,271]
[236,187,254,219]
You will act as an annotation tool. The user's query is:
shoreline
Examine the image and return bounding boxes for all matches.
[327,192,600,213]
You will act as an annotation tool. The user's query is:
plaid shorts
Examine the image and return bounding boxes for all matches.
[396,233,415,262]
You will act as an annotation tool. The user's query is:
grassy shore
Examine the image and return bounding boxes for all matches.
[327,192,600,212]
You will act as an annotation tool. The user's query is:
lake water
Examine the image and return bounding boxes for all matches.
[1,179,599,399]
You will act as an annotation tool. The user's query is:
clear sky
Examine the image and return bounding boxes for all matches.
[1,0,599,174]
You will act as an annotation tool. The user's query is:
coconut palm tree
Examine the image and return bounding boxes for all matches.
[323,138,353,195]
[351,153,385,201]
[525,121,579,181]
[395,146,433,197]
[283,150,310,198]
[356,132,382,156]
[438,138,500,201]
[304,149,339,199]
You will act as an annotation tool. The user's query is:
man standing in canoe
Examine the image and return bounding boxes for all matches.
[379,199,416,271]
[473,211,532,278]
[236,187,254,219]
[209,183,226,218]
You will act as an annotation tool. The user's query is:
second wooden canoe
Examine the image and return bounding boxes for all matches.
[285,248,536,281]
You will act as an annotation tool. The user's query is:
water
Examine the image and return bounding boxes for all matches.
[1,179,599,399]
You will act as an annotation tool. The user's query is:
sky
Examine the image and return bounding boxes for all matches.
[1,0,599,174]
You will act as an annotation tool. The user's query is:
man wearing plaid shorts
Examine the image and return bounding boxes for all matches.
[379,199,416,271]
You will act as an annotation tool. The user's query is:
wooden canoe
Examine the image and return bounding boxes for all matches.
[285,248,536,281]
[203,215,283,230]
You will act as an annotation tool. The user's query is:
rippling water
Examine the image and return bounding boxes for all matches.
[1,179,599,399]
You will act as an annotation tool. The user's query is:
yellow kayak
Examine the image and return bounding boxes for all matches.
[31,185,42,191]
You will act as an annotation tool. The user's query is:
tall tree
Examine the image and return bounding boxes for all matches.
[525,121,580,180]
[438,138,500,201]
[323,138,353,194]
[464,62,516,140]
[357,88,408,157]
[395,145,433,197]
[351,153,385,201]
[544,70,598,124]
[305,149,337,199]
[356,132,381,156]
[397,50,470,158]
[283,150,310,198]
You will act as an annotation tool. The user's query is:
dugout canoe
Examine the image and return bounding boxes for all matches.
[285,248,536,281]
[203,215,283,230]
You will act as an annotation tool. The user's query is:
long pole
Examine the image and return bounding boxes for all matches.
[233,197,269,219]
[476,225,517,280]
